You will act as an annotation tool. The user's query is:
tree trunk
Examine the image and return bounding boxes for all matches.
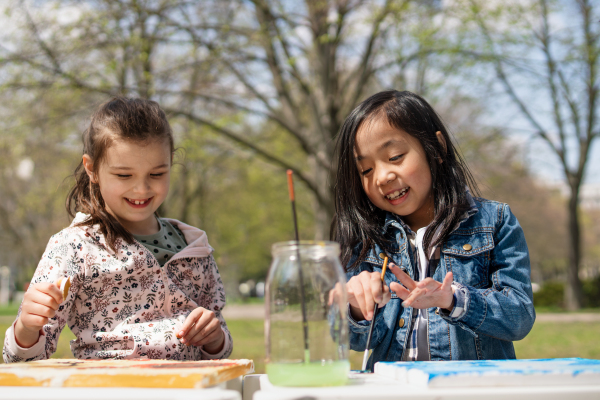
[565,185,583,310]
[308,154,335,240]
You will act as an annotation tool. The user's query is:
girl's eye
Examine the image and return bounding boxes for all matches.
[390,154,404,161]
[361,168,372,176]
[117,174,131,178]
[151,173,164,177]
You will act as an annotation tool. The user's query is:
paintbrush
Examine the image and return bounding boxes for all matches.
[287,170,310,363]
[361,255,389,372]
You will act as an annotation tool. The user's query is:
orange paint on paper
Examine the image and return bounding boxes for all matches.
[0,358,254,388]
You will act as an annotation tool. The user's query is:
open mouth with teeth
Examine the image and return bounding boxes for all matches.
[386,187,409,201]
[125,197,153,207]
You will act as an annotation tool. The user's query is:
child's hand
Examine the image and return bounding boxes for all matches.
[347,270,391,321]
[15,281,64,348]
[177,307,225,354]
[389,265,455,310]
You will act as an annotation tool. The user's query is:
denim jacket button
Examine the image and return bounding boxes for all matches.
[399,318,405,328]
[379,252,386,259]
[463,244,472,251]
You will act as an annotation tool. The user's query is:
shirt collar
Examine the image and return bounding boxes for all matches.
[460,187,479,223]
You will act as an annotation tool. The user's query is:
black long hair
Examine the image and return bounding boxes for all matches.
[66,97,174,252]
[332,90,479,270]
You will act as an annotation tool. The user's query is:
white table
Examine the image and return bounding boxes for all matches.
[246,373,600,400]
[2,386,241,400]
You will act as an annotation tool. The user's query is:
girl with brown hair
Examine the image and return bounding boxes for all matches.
[4,97,232,362]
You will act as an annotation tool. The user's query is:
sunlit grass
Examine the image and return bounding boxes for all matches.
[514,321,600,359]
[2,312,599,372]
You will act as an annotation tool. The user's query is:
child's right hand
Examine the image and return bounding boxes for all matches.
[347,270,391,321]
[15,281,63,348]
[177,307,225,354]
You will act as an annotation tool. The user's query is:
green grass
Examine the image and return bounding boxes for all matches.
[0,316,266,369]
[0,304,20,316]
[2,310,599,373]
[228,319,266,373]
[514,321,600,359]
[0,315,76,362]
[226,297,265,305]
[533,306,600,313]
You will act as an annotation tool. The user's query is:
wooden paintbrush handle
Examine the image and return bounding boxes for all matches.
[286,170,295,201]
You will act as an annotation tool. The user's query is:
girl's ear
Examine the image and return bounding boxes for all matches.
[435,131,447,163]
[82,154,96,183]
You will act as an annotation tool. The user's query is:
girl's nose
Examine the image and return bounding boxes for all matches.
[133,178,152,193]
[376,168,396,186]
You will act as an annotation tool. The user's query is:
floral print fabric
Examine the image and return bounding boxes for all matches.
[3,213,232,362]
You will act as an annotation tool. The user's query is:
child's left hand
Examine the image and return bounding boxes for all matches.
[388,264,455,311]
[177,307,225,354]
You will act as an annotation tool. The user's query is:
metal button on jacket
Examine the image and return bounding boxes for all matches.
[399,318,405,328]
[379,252,386,259]
[463,244,472,251]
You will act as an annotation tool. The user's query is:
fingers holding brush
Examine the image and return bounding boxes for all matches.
[360,256,389,372]
[347,271,391,321]
[178,307,225,353]
[347,272,371,321]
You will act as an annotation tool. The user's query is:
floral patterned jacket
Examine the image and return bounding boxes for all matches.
[3,213,233,363]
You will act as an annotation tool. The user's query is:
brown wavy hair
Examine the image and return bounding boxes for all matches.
[66,96,174,251]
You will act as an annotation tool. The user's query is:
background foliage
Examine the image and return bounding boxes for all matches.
[0,0,598,306]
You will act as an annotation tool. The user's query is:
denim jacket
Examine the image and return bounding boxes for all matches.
[346,198,535,368]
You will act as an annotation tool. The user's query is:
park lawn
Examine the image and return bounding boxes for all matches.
[513,321,600,359]
[1,317,599,372]
[0,304,20,316]
[0,316,76,361]
[0,317,267,371]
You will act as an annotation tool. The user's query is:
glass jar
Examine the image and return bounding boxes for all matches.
[265,241,350,386]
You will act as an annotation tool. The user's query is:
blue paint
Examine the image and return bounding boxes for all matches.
[376,358,600,382]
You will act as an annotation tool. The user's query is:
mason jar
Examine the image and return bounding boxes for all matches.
[265,240,350,386]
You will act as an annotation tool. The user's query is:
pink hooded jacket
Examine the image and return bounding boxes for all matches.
[3,213,233,362]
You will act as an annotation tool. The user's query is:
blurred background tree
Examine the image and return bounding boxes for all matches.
[455,0,600,309]
[0,0,598,307]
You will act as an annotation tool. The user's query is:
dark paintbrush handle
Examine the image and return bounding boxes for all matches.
[363,305,380,370]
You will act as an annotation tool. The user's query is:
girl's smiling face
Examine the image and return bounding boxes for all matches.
[83,138,171,235]
[354,118,435,232]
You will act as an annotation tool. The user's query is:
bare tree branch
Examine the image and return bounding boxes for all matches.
[538,0,568,167]
[156,88,316,155]
[469,0,563,162]
[252,0,299,116]
[164,107,326,206]
[347,0,394,108]
[578,0,599,182]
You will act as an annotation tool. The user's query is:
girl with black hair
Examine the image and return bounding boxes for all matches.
[333,90,534,368]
